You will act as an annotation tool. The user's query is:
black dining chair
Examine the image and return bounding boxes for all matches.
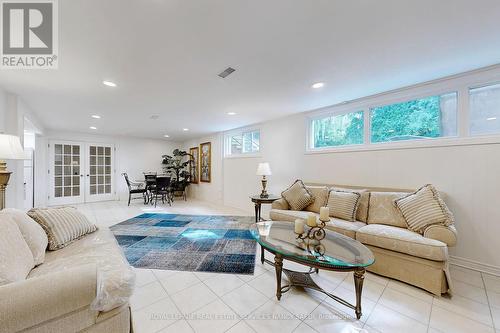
[122,173,147,206]
[153,176,172,207]
[144,173,157,203]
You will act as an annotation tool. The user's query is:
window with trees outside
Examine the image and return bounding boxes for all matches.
[370,92,458,143]
[225,129,260,156]
[311,111,364,148]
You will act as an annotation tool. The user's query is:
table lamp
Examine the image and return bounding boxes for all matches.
[0,134,26,210]
[256,162,272,198]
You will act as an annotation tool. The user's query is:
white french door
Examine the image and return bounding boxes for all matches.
[49,141,115,205]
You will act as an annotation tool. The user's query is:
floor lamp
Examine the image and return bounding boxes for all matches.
[0,134,26,210]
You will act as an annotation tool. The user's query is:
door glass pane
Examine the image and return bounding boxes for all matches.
[88,145,112,196]
[53,144,81,199]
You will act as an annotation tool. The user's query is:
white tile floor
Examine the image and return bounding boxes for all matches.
[77,200,500,333]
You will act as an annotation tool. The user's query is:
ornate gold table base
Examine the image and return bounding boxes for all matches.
[262,250,366,319]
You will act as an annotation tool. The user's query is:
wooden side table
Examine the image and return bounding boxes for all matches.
[250,195,280,222]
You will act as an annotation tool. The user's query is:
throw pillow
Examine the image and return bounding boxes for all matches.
[331,187,370,222]
[0,215,35,284]
[28,207,98,250]
[327,190,361,221]
[394,184,454,234]
[304,186,329,213]
[1,208,48,265]
[281,180,315,211]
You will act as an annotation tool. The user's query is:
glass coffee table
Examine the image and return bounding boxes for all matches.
[250,221,375,319]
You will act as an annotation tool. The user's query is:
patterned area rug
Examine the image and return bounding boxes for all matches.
[110,213,256,274]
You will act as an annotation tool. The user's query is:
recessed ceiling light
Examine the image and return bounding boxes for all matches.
[311,82,325,89]
[102,80,117,87]
[91,115,101,119]
[487,117,497,121]
[90,126,97,130]
[164,134,170,138]
[182,128,189,131]
[227,112,237,116]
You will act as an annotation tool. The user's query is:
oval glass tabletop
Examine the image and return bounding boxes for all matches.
[250,221,375,269]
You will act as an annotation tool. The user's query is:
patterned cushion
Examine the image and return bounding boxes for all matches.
[394,184,454,234]
[332,187,370,222]
[304,186,329,213]
[1,208,48,265]
[327,190,361,221]
[281,180,314,211]
[326,218,367,239]
[367,192,409,228]
[0,215,35,284]
[28,207,97,250]
[355,224,448,261]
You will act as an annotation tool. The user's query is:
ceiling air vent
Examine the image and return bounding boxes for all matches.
[218,67,236,78]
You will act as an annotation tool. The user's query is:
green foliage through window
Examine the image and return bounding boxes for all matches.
[370,93,457,143]
[312,111,364,148]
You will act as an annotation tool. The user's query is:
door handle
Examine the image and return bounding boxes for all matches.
[86,174,90,177]
[80,174,83,177]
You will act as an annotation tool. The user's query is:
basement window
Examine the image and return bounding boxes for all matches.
[370,92,458,143]
[311,111,364,148]
[470,82,500,136]
[224,129,260,157]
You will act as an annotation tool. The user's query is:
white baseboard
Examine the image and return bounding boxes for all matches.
[450,255,500,277]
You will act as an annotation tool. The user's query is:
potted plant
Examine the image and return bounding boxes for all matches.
[161,149,193,200]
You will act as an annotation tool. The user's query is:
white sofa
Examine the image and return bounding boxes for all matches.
[0,226,134,333]
[270,184,457,295]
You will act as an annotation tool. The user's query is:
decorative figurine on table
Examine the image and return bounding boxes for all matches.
[294,207,330,257]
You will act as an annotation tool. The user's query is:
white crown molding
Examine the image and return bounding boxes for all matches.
[450,255,500,277]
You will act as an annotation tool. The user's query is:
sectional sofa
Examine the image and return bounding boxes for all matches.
[0,219,134,333]
[269,184,457,295]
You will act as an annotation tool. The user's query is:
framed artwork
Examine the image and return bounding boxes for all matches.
[189,146,199,184]
[200,142,211,183]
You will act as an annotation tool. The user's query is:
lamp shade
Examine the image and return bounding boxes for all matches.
[0,134,25,160]
[256,162,272,176]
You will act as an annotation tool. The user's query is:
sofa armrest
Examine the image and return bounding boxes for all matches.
[272,198,289,210]
[0,264,97,333]
[423,224,457,247]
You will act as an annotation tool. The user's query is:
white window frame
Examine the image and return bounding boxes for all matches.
[305,65,500,154]
[224,126,261,158]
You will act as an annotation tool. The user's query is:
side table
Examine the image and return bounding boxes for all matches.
[250,195,280,222]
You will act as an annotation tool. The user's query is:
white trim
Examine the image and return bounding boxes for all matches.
[450,255,500,277]
[305,134,500,155]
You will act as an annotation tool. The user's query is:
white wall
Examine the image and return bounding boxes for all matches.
[183,134,224,205]
[184,66,500,273]
[39,131,180,205]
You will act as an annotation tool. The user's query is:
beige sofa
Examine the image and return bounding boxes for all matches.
[0,228,134,333]
[270,184,457,296]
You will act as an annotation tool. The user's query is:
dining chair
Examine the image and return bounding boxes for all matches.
[153,176,172,207]
[122,173,147,206]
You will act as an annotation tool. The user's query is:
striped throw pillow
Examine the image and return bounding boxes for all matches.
[28,207,97,250]
[394,184,454,234]
[327,190,361,221]
[281,180,315,211]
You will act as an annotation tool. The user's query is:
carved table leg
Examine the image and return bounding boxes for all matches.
[353,268,365,319]
[254,203,259,222]
[274,254,283,300]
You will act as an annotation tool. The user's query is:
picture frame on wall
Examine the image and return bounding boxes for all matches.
[189,146,199,184]
[200,142,211,183]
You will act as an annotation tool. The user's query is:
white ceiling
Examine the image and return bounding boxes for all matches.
[1,0,500,141]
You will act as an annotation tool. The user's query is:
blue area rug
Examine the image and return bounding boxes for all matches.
[110,213,256,274]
